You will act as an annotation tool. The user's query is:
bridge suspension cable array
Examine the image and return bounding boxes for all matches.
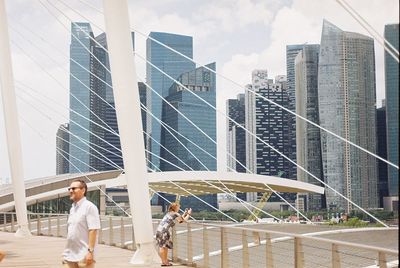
[2,0,395,228]
[18,0,304,223]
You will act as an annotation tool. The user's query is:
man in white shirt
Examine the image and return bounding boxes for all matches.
[62,179,101,268]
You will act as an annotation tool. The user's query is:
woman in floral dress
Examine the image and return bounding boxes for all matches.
[155,203,192,266]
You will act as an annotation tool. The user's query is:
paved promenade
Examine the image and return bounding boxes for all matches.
[0,232,185,268]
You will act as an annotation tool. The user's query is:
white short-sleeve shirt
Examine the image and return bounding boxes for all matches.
[62,197,101,262]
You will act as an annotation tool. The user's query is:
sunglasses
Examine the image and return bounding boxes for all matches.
[68,187,83,192]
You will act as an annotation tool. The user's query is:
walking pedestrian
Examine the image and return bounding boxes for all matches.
[62,179,101,268]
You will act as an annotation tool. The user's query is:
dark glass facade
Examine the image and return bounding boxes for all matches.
[376,105,388,207]
[384,24,399,198]
[227,94,247,201]
[286,45,305,180]
[318,20,377,211]
[146,32,195,169]
[56,123,69,175]
[295,45,325,211]
[159,63,218,211]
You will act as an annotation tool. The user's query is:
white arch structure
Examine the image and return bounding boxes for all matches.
[0,170,324,211]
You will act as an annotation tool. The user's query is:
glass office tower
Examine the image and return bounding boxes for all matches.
[318,20,378,211]
[158,63,217,211]
[286,44,305,180]
[69,23,94,173]
[146,32,195,169]
[295,44,325,211]
[384,24,399,210]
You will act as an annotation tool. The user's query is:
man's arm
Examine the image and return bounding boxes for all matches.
[85,229,97,265]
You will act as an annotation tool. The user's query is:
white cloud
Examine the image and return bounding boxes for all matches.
[0,0,398,179]
[221,0,399,102]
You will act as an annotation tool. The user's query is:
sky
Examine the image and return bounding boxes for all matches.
[0,0,398,181]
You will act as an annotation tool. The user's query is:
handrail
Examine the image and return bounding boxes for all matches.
[203,223,399,255]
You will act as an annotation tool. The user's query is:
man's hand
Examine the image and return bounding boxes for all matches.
[85,252,94,265]
[0,250,5,262]
[187,208,192,215]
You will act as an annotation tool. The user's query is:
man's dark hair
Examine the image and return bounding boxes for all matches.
[72,179,88,196]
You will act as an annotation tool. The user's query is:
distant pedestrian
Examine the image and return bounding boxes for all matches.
[62,179,101,268]
[156,203,191,266]
[0,250,5,262]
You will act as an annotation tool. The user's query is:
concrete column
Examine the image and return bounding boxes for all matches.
[102,0,159,265]
[0,0,30,237]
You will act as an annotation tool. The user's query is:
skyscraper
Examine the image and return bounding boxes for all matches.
[69,22,94,173]
[161,63,216,172]
[318,20,378,211]
[227,94,246,173]
[376,101,388,208]
[245,70,290,178]
[384,24,399,211]
[227,94,247,201]
[56,123,69,175]
[158,63,218,211]
[68,24,141,173]
[146,32,195,169]
[93,33,146,172]
[286,45,305,180]
[294,44,325,211]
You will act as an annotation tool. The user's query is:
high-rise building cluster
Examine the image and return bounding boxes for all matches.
[56,19,398,213]
[56,25,217,211]
[227,20,398,212]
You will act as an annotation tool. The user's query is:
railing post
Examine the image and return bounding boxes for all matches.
[3,213,6,231]
[11,213,15,232]
[56,215,60,237]
[266,233,274,268]
[48,214,52,236]
[294,237,304,268]
[332,243,341,268]
[187,222,193,265]
[242,230,249,268]
[28,213,31,231]
[37,214,41,235]
[172,225,178,262]
[378,252,387,268]
[221,227,229,268]
[203,225,209,268]
[120,217,125,248]
[109,216,114,246]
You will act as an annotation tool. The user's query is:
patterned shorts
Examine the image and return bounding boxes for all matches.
[155,231,173,249]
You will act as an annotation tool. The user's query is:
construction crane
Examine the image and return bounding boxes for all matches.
[247,191,273,221]
[247,171,285,222]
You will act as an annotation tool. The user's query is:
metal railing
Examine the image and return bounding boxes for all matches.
[1,212,398,267]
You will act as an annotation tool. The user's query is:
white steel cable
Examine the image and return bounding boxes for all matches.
[148,160,238,222]
[15,82,123,158]
[23,1,376,224]
[20,94,197,221]
[16,90,122,169]
[18,80,243,222]
[9,40,115,138]
[74,0,398,170]
[12,17,262,220]
[134,52,388,227]
[27,5,317,224]
[17,115,131,217]
[134,28,398,170]
[335,0,399,61]
[15,80,119,139]
[10,24,118,136]
[26,3,283,222]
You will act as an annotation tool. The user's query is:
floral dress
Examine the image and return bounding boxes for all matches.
[155,212,180,249]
